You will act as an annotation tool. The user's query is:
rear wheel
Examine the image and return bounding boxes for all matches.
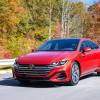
[69,62,80,86]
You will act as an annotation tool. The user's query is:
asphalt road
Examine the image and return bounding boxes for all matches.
[0,73,100,100]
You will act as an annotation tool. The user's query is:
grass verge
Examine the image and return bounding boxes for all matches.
[0,66,12,70]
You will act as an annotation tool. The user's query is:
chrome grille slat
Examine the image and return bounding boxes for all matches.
[18,69,51,71]
[19,67,52,69]
[16,70,50,73]
[17,64,52,76]
[18,67,51,70]
[17,72,48,74]
[19,73,46,76]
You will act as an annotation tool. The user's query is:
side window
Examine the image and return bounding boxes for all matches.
[80,41,89,52]
[87,40,99,49]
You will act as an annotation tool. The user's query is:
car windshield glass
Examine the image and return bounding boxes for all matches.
[38,39,80,51]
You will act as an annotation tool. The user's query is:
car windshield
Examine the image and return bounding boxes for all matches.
[38,39,80,51]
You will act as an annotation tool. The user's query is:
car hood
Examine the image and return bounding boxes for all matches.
[18,51,77,64]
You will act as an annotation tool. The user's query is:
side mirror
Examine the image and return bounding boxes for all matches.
[83,47,91,52]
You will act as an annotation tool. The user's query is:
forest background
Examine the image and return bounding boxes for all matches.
[0,0,100,58]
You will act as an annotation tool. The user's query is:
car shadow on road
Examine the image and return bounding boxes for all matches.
[0,77,64,88]
[80,72,98,80]
[0,73,99,88]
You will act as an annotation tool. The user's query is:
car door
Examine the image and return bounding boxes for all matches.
[87,40,100,69]
[79,40,95,75]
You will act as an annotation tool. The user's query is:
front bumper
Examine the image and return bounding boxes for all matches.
[12,65,71,83]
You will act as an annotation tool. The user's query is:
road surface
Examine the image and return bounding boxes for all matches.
[0,73,100,100]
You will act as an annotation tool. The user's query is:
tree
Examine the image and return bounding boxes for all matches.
[0,0,33,57]
[61,1,86,38]
[0,0,31,38]
[84,2,100,45]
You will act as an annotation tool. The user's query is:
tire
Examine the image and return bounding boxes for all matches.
[18,80,30,85]
[97,72,100,76]
[69,62,80,86]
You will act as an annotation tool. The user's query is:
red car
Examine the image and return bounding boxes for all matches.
[12,38,100,85]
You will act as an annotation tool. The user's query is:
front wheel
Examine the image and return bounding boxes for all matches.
[69,62,80,86]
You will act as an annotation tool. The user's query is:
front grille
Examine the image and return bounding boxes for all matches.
[16,64,53,76]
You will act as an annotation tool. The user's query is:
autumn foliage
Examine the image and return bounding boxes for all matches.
[84,2,100,44]
[0,0,99,58]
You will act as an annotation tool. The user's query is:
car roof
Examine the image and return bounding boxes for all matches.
[50,38,85,41]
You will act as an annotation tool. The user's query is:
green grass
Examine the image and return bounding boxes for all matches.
[0,66,12,70]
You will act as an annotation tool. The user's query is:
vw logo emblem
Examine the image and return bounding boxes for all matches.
[29,64,35,69]
[31,64,35,67]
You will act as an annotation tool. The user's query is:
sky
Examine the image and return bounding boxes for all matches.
[81,0,99,5]
[71,0,99,5]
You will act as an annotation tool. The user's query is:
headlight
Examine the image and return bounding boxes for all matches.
[49,60,68,67]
